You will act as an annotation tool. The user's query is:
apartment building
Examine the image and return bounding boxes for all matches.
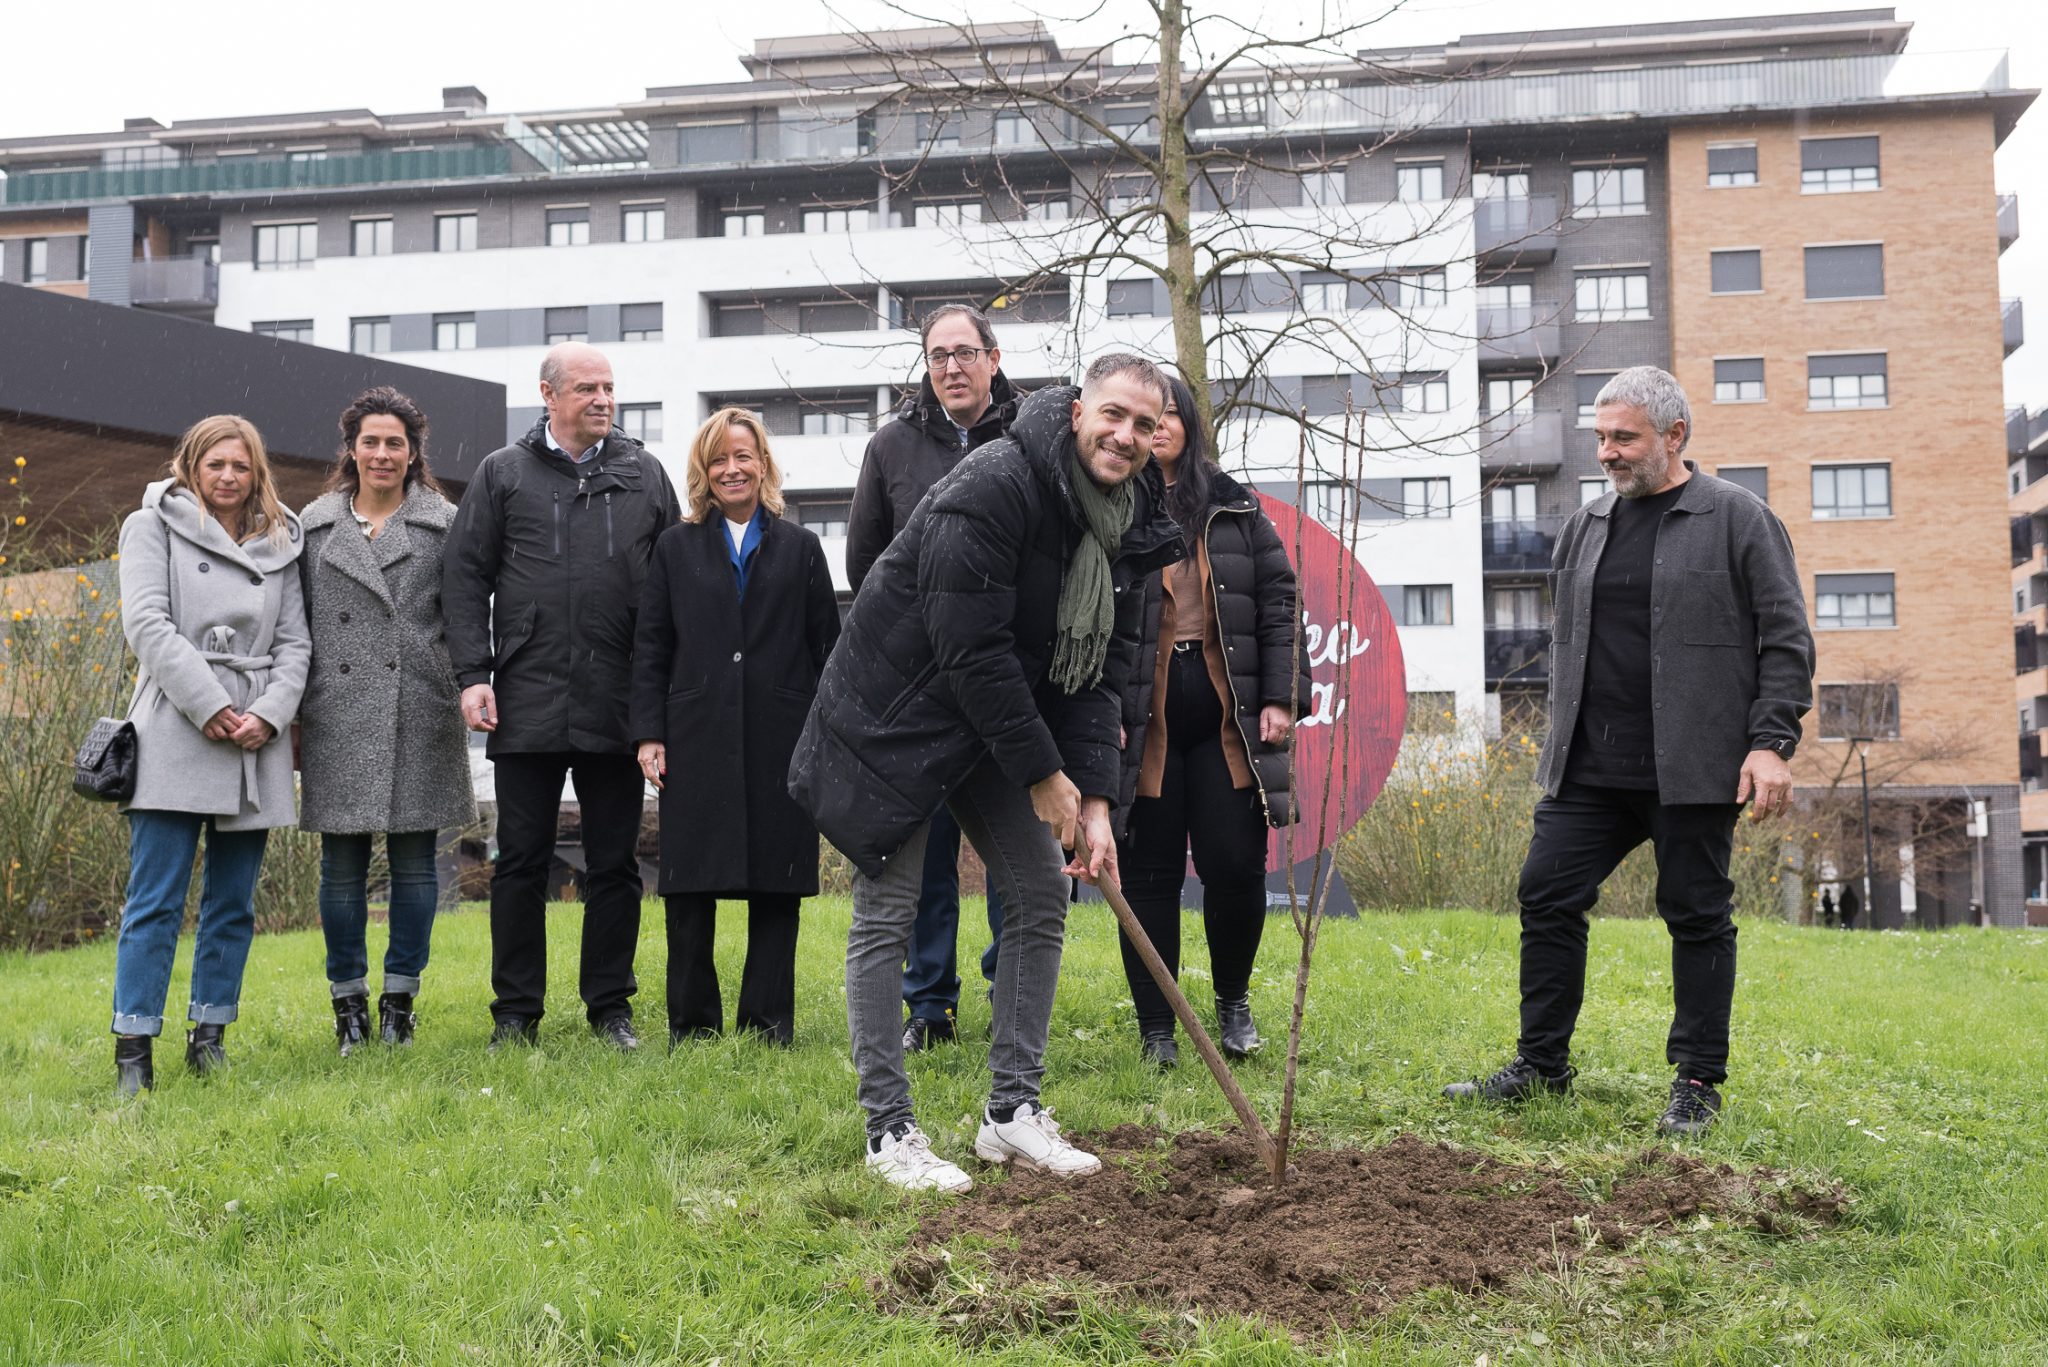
[0,9,2032,920]
[2011,404,2048,921]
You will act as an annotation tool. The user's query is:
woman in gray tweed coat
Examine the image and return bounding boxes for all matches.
[297,389,475,1055]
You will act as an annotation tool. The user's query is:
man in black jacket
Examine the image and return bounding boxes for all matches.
[848,303,1022,1055]
[444,342,682,1051]
[791,353,1183,1193]
[1445,366,1814,1135]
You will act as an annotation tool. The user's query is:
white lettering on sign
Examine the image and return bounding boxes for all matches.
[1298,610,1371,728]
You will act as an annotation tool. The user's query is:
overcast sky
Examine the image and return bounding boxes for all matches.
[7,0,2046,404]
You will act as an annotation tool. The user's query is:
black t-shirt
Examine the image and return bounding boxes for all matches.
[1566,482,1687,789]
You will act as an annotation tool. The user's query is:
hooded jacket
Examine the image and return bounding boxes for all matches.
[845,371,1021,592]
[441,417,682,756]
[788,384,1184,877]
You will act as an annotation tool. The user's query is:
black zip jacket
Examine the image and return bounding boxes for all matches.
[443,416,683,756]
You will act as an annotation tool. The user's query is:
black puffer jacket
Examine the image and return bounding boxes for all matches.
[443,417,683,756]
[845,371,1021,592]
[1117,469,1313,833]
[789,384,1184,877]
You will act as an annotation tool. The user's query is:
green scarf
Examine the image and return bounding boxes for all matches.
[1050,452,1135,694]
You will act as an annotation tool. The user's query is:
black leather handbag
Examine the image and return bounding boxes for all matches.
[73,717,138,803]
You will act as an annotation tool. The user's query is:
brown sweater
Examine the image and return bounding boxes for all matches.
[1135,537,1255,798]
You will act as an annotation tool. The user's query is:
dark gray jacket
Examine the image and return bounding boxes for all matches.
[1539,463,1814,805]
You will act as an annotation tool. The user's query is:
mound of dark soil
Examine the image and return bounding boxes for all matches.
[887,1127,1843,1336]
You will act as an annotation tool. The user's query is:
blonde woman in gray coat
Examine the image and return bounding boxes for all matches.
[297,388,475,1056]
[113,415,310,1096]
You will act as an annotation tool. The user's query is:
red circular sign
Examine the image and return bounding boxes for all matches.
[1257,494,1407,867]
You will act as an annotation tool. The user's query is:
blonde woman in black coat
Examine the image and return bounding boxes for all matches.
[630,408,840,1047]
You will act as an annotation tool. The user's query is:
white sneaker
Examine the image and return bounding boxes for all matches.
[973,1102,1102,1177]
[865,1124,973,1194]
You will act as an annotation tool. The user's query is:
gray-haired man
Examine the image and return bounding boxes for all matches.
[1446,365,1814,1134]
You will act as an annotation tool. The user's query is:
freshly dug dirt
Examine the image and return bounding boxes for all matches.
[887,1127,1844,1336]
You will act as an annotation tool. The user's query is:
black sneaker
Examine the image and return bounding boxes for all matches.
[488,1016,540,1052]
[594,1016,641,1052]
[1443,1054,1576,1101]
[902,1016,956,1053]
[1656,1078,1723,1136]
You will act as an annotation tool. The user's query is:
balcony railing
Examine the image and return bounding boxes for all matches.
[1481,516,1562,573]
[1484,625,1551,685]
[1474,194,1559,263]
[2006,297,2025,356]
[0,143,515,206]
[2016,515,2039,569]
[129,255,218,310]
[2001,193,2021,252]
[1478,408,1563,470]
[2019,624,2040,675]
[1477,304,1561,367]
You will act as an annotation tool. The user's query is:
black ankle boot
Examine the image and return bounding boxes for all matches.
[115,1034,153,1097]
[1216,996,1263,1059]
[377,992,416,1047]
[333,994,371,1057]
[186,1022,227,1075]
[1140,1030,1179,1070]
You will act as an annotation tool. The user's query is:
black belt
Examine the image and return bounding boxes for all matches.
[1172,638,1205,654]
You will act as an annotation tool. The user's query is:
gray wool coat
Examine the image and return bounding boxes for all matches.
[117,479,311,831]
[297,486,477,835]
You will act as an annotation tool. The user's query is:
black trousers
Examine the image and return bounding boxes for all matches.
[488,751,644,1026]
[664,893,800,1044]
[1516,781,1742,1084]
[1118,643,1270,1037]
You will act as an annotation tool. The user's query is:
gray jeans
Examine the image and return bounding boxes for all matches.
[846,758,1072,1138]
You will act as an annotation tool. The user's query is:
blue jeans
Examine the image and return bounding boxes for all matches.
[111,810,269,1036]
[901,803,1006,1023]
[318,830,440,997]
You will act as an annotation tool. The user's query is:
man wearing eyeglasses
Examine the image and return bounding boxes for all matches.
[847,303,1022,1056]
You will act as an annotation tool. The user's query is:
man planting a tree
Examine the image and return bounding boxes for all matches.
[1445,366,1814,1136]
[790,352,1183,1193]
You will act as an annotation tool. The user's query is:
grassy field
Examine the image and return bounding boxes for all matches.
[3,901,2047,1364]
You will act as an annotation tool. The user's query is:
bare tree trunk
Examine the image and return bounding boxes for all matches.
[1156,0,1213,436]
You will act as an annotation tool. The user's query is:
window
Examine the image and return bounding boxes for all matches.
[800,406,869,436]
[920,200,984,227]
[436,213,478,252]
[1818,683,1901,740]
[1808,353,1888,409]
[546,207,590,247]
[798,300,869,334]
[285,148,327,164]
[1575,270,1650,321]
[722,210,765,237]
[544,306,588,344]
[434,313,476,351]
[1307,482,1356,528]
[795,499,853,537]
[1805,243,1884,300]
[1302,375,1363,418]
[617,403,663,445]
[1022,195,1070,222]
[1302,169,1347,207]
[1812,463,1891,519]
[1815,572,1896,630]
[1580,477,1609,505]
[351,218,393,257]
[1486,376,1534,413]
[1706,143,1758,187]
[1392,270,1447,309]
[1393,372,1450,414]
[254,222,317,270]
[618,302,663,342]
[1718,467,1769,502]
[78,238,90,282]
[347,317,388,352]
[1396,161,1444,202]
[1301,276,1348,313]
[1487,482,1536,523]
[23,238,48,284]
[994,113,1038,147]
[622,204,666,243]
[1210,80,1269,127]
[1403,584,1454,626]
[1477,279,1533,312]
[1101,173,1153,214]
[1572,164,1646,216]
[1713,357,1765,403]
[1710,249,1763,294]
[103,144,180,170]
[1474,168,1530,199]
[256,319,316,345]
[714,302,766,336]
[1801,136,1880,193]
[802,207,870,234]
[1106,278,1160,317]
[1403,476,1452,518]
[1576,372,1616,427]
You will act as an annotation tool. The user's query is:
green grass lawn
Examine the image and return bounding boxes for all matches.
[4,903,2047,1364]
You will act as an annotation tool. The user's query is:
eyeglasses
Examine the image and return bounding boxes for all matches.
[925,346,992,371]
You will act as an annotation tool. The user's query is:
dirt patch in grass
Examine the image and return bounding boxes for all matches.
[886,1127,1844,1337]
